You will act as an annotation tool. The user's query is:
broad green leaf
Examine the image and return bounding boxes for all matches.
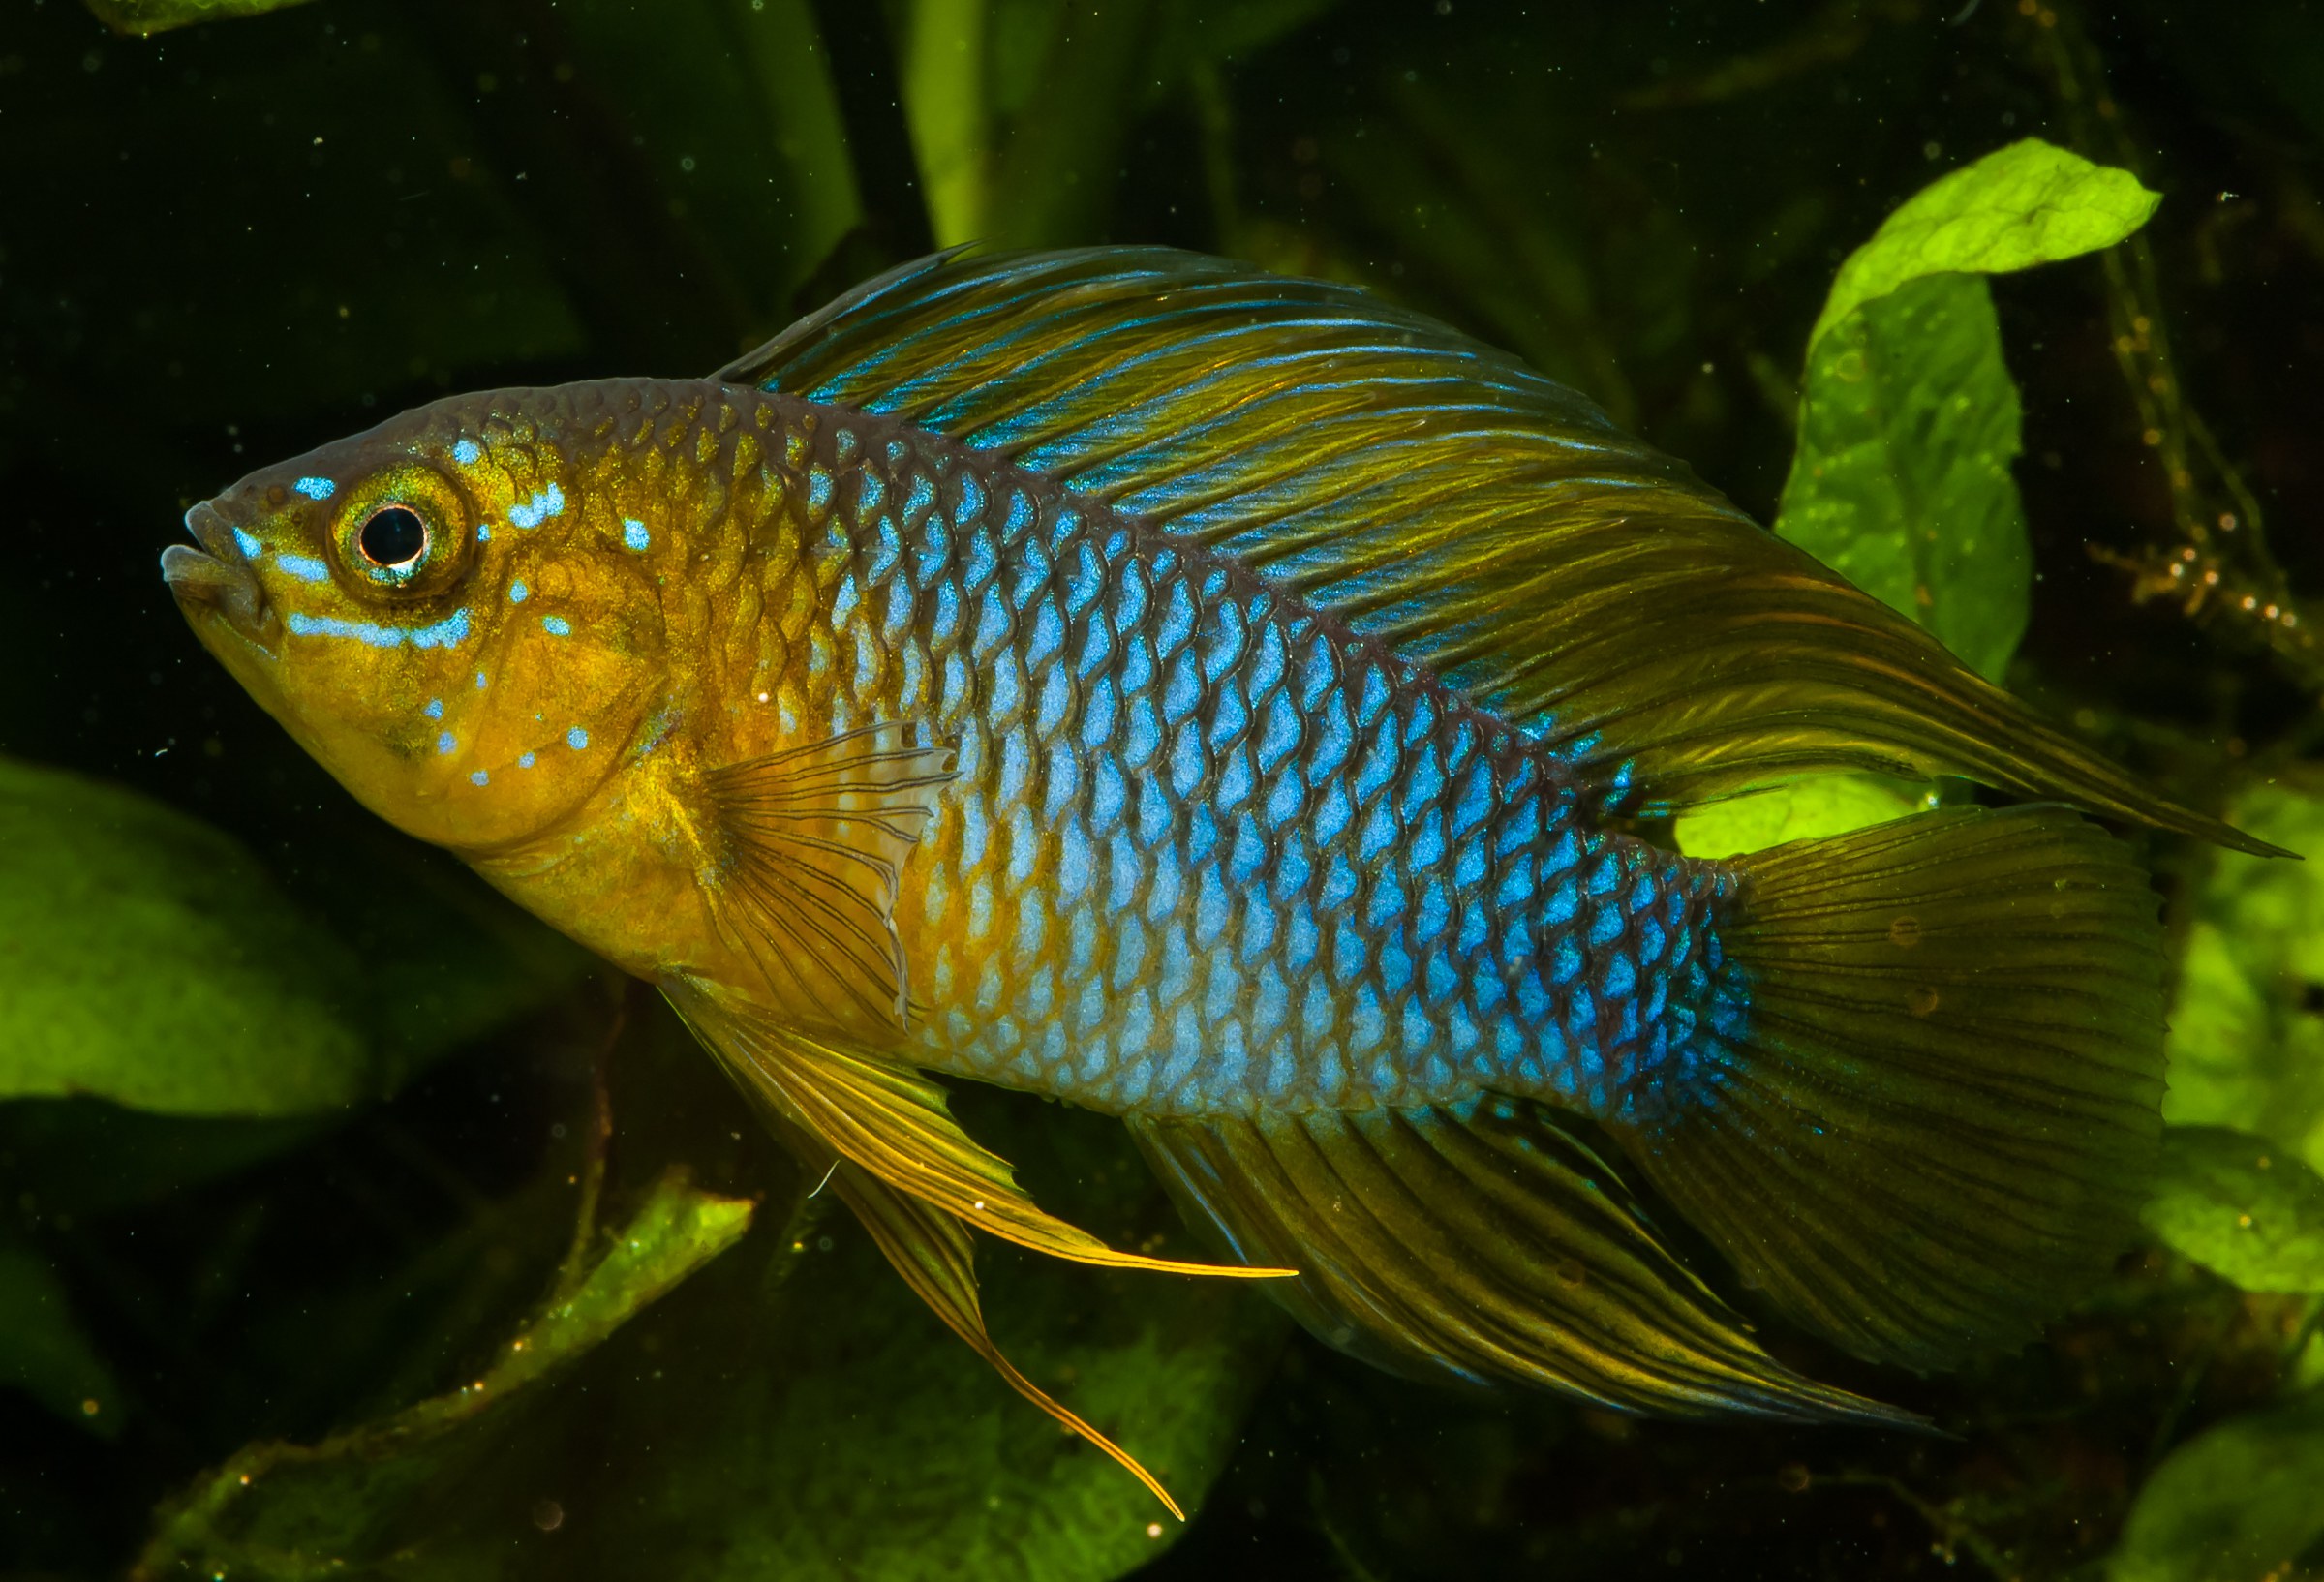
[0,1232,122,1439]
[1779,274,2032,681]
[81,0,316,34]
[1780,138,2160,682]
[1673,775,1926,860]
[2163,783,2324,1173]
[1808,138,2161,351]
[137,1168,755,1575]
[0,758,376,1117]
[2108,1391,2324,1582]
[2143,1127,2324,1293]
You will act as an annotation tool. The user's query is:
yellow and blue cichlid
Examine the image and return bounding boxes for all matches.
[163,248,2270,1512]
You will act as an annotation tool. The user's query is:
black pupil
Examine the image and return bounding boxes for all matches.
[358,505,427,568]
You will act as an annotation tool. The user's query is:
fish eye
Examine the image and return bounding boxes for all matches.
[326,461,472,597]
[357,505,429,570]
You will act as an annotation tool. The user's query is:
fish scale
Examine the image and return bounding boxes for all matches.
[691,392,1738,1122]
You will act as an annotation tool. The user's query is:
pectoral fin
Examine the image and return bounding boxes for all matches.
[697,723,957,1028]
[666,977,1293,1281]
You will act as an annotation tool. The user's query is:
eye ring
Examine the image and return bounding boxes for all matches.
[355,504,430,574]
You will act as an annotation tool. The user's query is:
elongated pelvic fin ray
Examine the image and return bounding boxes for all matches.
[1130,1096,1923,1427]
[722,247,2270,853]
[764,1108,1187,1520]
[665,978,1293,1281]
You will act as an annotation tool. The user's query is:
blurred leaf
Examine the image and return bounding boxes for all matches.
[905,0,1337,249]
[2144,1127,2324,1293]
[0,1100,328,1221]
[1672,774,1926,859]
[135,1050,1286,1579]
[1807,137,2161,351]
[1779,138,2159,682]
[301,829,596,1085]
[136,1167,754,1578]
[0,1232,122,1439]
[80,0,317,35]
[2164,782,2324,1174]
[2107,1390,2324,1582]
[0,756,377,1117]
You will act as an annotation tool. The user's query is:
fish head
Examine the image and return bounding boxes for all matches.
[165,388,667,853]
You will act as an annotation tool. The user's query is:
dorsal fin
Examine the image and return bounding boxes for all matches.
[720,247,2268,853]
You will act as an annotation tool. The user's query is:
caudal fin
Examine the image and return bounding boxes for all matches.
[1608,806,2165,1370]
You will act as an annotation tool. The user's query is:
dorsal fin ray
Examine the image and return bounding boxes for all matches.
[720,247,2268,854]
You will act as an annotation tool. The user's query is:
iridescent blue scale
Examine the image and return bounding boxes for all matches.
[744,398,1731,1124]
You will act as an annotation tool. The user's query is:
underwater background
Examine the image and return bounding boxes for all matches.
[5,0,2324,1576]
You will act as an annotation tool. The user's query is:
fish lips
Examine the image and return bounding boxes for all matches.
[162,502,279,653]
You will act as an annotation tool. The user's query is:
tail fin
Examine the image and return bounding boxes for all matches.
[1609,806,2165,1370]
[1129,1097,1920,1427]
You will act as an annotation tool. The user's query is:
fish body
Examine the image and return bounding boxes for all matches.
[166,248,2251,1510]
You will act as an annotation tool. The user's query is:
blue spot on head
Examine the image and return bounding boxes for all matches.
[423,698,443,719]
[623,518,650,552]
[452,439,481,466]
[566,726,589,750]
[470,770,490,787]
[476,526,492,542]
[517,751,535,769]
[474,670,488,689]
[541,615,571,636]
[284,606,472,650]
[509,581,529,603]
[292,476,335,501]
[436,731,457,755]
[507,483,566,530]
[275,553,331,584]
[231,528,264,560]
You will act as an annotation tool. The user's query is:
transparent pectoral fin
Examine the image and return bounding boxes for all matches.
[665,978,1293,1281]
[697,724,958,1028]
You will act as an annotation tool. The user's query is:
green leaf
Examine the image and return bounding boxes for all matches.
[137,1167,755,1575]
[1778,274,2033,681]
[1808,137,2161,352]
[2108,1390,2324,1582]
[1672,774,1927,860]
[2143,1127,2324,1293]
[0,1232,122,1439]
[0,757,377,1117]
[79,0,317,34]
[1779,138,2160,682]
[2163,782,2324,1173]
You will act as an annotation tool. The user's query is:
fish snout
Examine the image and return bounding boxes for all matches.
[162,502,274,644]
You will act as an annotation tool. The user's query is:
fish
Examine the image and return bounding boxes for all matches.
[162,246,2269,1514]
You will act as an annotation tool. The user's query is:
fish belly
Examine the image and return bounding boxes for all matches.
[749,407,1735,1122]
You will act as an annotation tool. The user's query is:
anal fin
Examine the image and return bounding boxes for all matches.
[667,977,1292,1281]
[1130,1095,1921,1426]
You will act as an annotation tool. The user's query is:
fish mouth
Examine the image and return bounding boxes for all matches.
[162,502,276,649]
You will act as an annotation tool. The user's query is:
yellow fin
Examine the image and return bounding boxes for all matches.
[825,1153,1186,1521]
[665,978,1293,1281]
[699,724,957,1028]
